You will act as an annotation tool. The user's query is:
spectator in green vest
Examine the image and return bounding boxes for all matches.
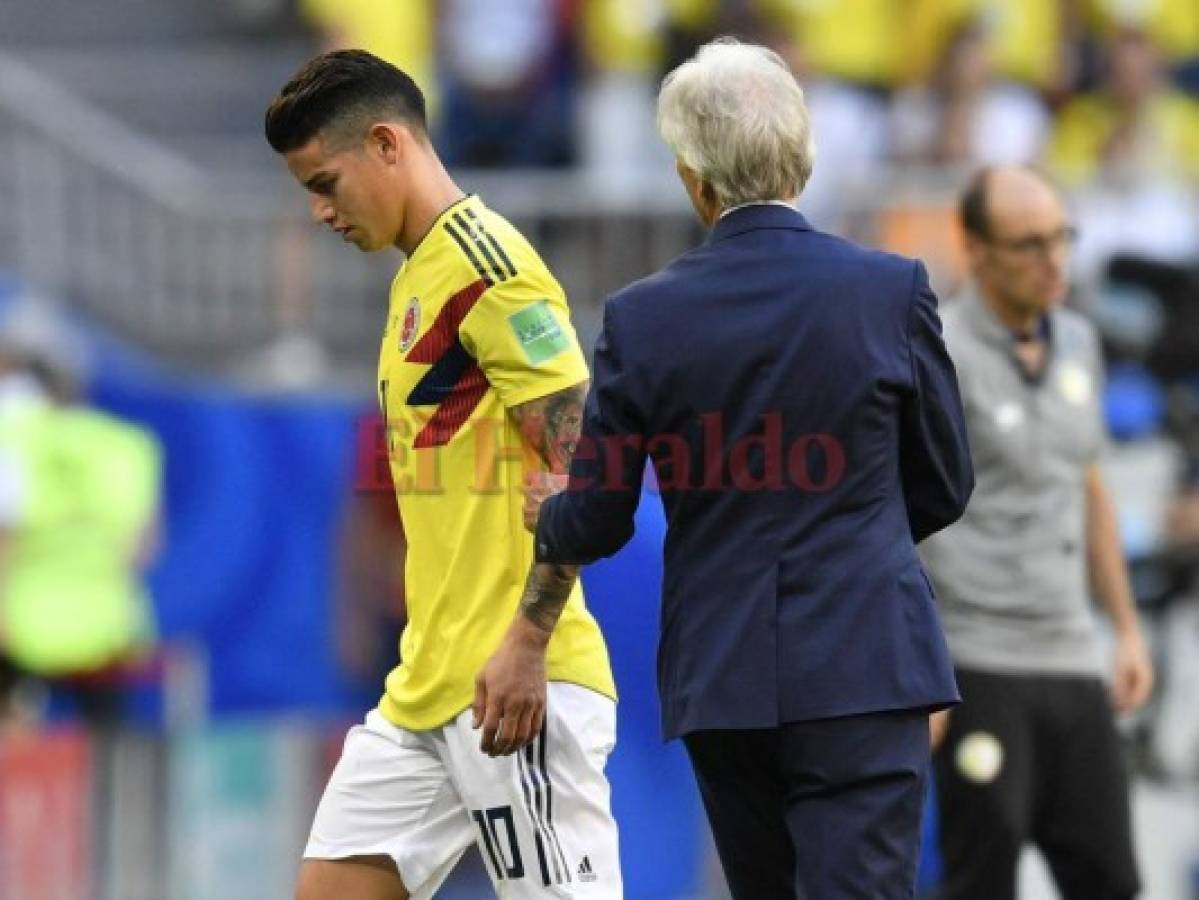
[0,339,162,730]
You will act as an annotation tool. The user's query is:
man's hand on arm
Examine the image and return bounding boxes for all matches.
[508,381,588,474]
[524,472,568,532]
[472,381,588,757]
[1085,464,1154,712]
[473,561,579,756]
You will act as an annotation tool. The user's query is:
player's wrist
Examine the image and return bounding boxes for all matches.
[509,611,554,648]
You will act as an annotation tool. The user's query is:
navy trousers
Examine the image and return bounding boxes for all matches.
[684,708,931,899]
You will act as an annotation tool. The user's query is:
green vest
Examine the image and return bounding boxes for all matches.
[0,401,161,675]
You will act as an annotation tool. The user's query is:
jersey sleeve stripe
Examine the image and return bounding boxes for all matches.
[464,207,519,279]
[453,211,510,284]
[443,219,496,286]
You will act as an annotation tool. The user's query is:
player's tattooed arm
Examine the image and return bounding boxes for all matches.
[473,558,579,755]
[508,381,588,473]
[511,382,586,627]
[519,561,579,634]
[473,383,588,756]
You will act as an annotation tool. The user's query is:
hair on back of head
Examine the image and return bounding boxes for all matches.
[265,49,427,154]
[657,37,815,210]
[959,167,995,239]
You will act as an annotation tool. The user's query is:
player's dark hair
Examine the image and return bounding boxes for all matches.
[265,49,427,153]
[959,167,994,239]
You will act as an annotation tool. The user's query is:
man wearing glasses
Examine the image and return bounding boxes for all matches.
[921,165,1154,900]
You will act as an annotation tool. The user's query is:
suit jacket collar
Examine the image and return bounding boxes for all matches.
[707,203,812,244]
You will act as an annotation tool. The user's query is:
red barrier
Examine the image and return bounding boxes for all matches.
[0,729,93,900]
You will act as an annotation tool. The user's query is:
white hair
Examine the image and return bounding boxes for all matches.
[656,38,816,209]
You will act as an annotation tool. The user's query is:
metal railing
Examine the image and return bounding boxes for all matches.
[3,50,1198,391]
[0,52,712,389]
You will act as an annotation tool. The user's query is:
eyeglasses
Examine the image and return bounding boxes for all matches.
[984,225,1079,259]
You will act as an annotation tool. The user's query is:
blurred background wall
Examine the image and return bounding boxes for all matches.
[0,1,1197,897]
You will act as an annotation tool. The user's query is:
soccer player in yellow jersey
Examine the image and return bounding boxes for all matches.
[266,51,620,900]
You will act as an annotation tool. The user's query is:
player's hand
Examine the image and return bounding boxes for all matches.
[523,472,569,533]
[1111,630,1154,713]
[473,618,550,756]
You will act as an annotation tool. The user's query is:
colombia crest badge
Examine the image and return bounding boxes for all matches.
[398,297,421,353]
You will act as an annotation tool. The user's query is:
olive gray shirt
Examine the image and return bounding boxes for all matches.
[919,289,1105,675]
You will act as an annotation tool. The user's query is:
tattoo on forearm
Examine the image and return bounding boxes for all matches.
[519,562,579,632]
[511,382,587,473]
[543,389,584,469]
[509,383,587,634]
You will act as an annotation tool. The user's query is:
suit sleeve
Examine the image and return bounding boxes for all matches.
[535,301,647,565]
[901,262,974,543]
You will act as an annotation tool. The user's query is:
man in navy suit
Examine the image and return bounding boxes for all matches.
[474,38,974,899]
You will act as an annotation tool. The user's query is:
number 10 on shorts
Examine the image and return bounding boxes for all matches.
[472,805,525,881]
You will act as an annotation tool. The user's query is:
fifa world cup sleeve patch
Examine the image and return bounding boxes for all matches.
[508,300,571,366]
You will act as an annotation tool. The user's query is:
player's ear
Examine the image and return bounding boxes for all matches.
[368,123,402,166]
[677,163,720,225]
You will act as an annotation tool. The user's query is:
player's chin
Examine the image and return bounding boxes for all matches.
[348,231,380,252]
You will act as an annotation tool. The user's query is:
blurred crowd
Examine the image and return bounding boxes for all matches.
[297,0,1199,183]
[296,0,1199,292]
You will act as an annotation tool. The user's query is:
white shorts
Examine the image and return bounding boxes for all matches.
[304,682,622,898]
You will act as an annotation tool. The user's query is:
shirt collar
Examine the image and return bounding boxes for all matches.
[708,201,811,244]
[959,284,1057,385]
[718,199,798,220]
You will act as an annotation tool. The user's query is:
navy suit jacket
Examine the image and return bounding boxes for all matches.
[537,205,973,740]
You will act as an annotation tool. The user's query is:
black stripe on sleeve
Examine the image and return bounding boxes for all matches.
[454,212,509,283]
[443,220,494,286]
[464,207,518,279]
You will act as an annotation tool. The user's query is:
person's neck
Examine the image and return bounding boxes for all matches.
[395,161,466,255]
[978,282,1043,338]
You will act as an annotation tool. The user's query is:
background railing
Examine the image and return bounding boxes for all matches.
[0,48,1025,395]
[0,52,715,389]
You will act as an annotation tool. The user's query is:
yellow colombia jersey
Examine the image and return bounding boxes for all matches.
[377,194,616,731]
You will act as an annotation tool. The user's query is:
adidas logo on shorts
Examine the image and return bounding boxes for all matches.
[577,855,597,883]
